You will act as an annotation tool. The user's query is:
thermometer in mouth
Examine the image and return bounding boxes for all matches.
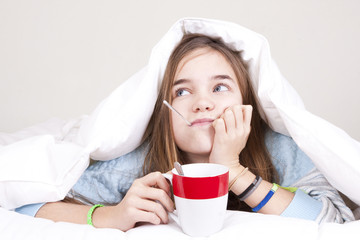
[163,100,192,126]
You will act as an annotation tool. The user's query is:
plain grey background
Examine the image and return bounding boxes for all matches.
[1,0,359,141]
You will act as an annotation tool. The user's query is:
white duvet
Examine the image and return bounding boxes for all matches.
[0,18,359,239]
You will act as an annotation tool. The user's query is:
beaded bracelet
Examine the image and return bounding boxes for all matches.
[251,183,279,212]
[237,175,262,201]
[228,167,249,191]
[87,204,104,226]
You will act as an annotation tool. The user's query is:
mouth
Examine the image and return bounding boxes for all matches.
[191,118,214,126]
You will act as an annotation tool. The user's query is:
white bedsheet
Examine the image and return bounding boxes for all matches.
[0,17,359,238]
[1,208,359,240]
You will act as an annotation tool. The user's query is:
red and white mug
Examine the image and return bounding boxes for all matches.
[163,163,229,237]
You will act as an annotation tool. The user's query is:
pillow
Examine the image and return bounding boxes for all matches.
[0,135,89,209]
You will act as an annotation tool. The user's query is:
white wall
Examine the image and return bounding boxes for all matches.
[1,0,359,141]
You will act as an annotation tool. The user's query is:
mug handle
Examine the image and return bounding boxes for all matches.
[162,172,173,184]
[168,211,180,226]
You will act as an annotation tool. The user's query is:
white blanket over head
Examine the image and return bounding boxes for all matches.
[1,18,359,211]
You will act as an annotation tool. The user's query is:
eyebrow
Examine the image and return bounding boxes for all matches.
[173,78,190,87]
[212,74,234,81]
[173,75,234,86]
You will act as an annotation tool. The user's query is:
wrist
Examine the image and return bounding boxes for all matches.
[229,169,256,195]
[228,164,245,183]
[92,205,115,228]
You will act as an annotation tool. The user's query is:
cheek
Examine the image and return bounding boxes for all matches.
[172,124,188,153]
[170,104,189,128]
[218,97,243,110]
[233,93,243,106]
[231,91,243,105]
[171,114,183,141]
[171,113,192,148]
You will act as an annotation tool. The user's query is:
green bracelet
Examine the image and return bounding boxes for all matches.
[87,204,104,226]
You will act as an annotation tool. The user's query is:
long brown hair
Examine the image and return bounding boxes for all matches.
[142,34,277,211]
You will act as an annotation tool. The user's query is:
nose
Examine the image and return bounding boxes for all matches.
[192,95,215,112]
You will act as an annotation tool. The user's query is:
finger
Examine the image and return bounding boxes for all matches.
[135,198,169,224]
[243,105,253,132]
[223,108,236,133]
[134,172,174,212]
[232,105,244,129]
[130,207,162,225]
[142,172,171,194]
[212,118,226,136]
[138,185,174,212]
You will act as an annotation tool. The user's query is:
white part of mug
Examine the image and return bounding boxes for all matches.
[174,194,228,237]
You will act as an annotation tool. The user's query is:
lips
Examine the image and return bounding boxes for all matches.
[191,118,214,126]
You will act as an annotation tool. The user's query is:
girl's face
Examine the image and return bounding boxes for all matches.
[171,48,243,163]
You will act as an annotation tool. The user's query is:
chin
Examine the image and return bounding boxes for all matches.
[176,135,213,158]
[178,143,212,161]
[189,145,212,156]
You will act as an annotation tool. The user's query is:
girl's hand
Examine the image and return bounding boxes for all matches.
[209,104,252,171]
[98,172,174,231]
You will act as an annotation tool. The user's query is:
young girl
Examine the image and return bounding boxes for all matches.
[16,33,354,231]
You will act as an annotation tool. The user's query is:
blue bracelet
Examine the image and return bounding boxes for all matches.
[252,183,279,212]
